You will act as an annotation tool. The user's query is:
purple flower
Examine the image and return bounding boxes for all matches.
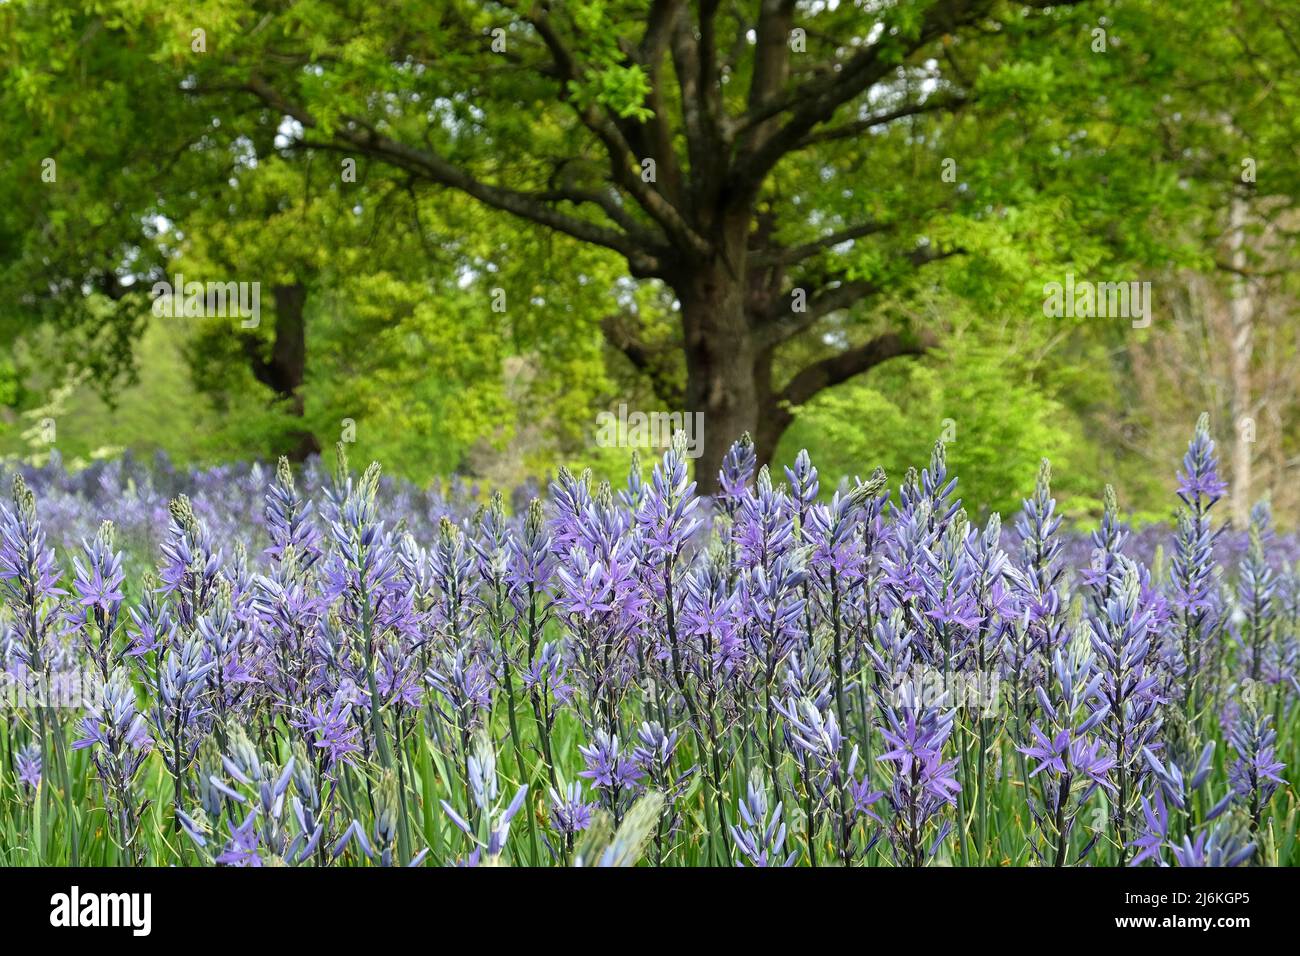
[75,672,152,758]
[508,497,554,599]
[549,781,596,837]
[579,731,644,811]
[157,495,222,629]
[734,467,796,570]
[73,669,153,860]
[71,523,126,653]
[784,449,819,516]
[440,733,527,863]
[1,417,1291,869]
[15,742,41,793]
[0,477,66,688]
[632,721,680,775]
[875,681,961,866]
[717,433,756,503]
[731,772,796,867]
[1129,791,1170,866]
[1225,703,1286,829]
[295,692,362,768]
[1168,827,1255,868]
[1175,413,1228,504]
[925,589,982,631]
[263,456,323,570]
[426,647,494,729]
[636,435,702,564]
[215,811,264,867]
[1088,560,1164,858]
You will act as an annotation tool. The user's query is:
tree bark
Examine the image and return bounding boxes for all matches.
[672,252,933,489]
[1227,197,1255,526]
[675,255,759,495]
[246,282,320,462]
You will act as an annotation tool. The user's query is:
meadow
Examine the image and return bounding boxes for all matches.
[0,417,1293,867]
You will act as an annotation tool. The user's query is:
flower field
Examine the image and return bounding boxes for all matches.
[0,417,1294,867]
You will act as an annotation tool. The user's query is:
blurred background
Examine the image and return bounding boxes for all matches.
[1,0,1296,527]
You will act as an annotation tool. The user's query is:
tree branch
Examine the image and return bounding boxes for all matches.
[776,330,938,410]
[526,6,711,257]
[670,14,716,211]
[735,1,798,159]
[751,219,896,268]
[796,93,970,147]
[757,245,961,348]
[600,313,685,406]
[636,0,690,206]
[729,0,1084,200]
[242,74,668,275]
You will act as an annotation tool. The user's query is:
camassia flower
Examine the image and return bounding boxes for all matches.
[636,434,702,565]
[731,770,796,867]
[15,741,42,794]
[1012,459,1065,632]
[1088,560,1163,862]
[179,726,325,867]
[549,781,596,837]
[71,521,125,679]
[718,433,757,505]
[579,730,644,817]
[0,416,1294,869]
[875,682,961,867]
[295,690,362,769]
[0,475,65,692]
[1168,826,1255,868]
[439,732,527,866]
[1015,630,1115,865]
[1176,413,1229,503]
[1169,418,1227,707]
[1225,699,1287,832]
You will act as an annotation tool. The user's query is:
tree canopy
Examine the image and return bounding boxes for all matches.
[1,0,1297,515]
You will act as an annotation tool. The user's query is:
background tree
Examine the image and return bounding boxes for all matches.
[1058,0,1300,525]
[2,0,1296,516]
[198,0,1125,488]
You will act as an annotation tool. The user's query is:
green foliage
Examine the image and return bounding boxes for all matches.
[778,337,1095,519]
[0,319,255,466]
[308,271,515,477]
[0,0,1296,515]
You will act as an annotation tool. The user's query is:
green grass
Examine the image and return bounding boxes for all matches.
[2,625,1295,867]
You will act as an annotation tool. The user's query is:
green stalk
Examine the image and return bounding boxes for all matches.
[357,575,409,863]
[49,712,79,865]
[500,650,540,866]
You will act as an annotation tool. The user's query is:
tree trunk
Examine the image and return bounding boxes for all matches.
[1227,198,1254,526]
[666,215,934,491]
[247,282,320,462]
[753,408,792,471]
[672,267,930,489]
[676,257,758,495]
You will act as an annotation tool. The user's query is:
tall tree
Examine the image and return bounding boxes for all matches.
[1067,0,1300,522]
[165,0,1120,487]
[6,0,1289,489]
